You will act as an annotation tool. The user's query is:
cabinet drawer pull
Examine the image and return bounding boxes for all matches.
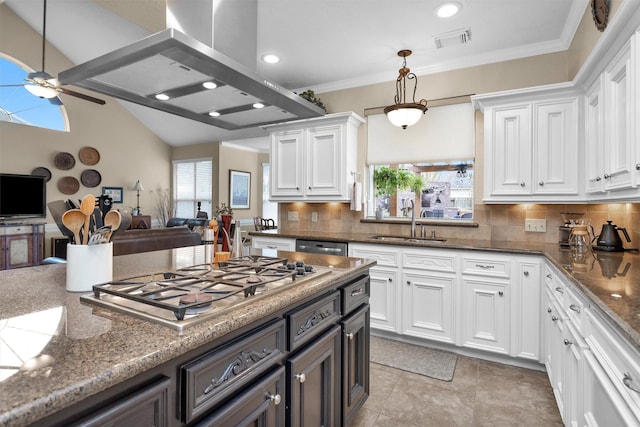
[569,304,581,313]
[563,339,573,346]
[539,181,544,186]
[547,307,552,313]
[267,393,282,405]
[552,316,558,322]
[523,271,529,276]
[267,245,278,249]
[498,291,504,296]
[475,264,495,269]
[596,176,602,182]
[623,373,640,393]
[350,288,364,297]
[308,186,311,190]
[406,280,411,286]
[546,274,552,279]
[347,333,355,340]
[295,373,306,383]
[636,164,640,171]
[388,277,393,282]
[555,287,564,294]
[604,174,611,179]
[520,182,525,187]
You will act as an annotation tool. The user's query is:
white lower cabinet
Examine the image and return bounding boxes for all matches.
[251,236,296,251]
[461,277,509,354]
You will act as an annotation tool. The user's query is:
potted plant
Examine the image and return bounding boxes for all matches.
[373,167,414,219]
[215,203,234,251]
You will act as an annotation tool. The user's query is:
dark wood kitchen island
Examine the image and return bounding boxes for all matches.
[0,245,374,426]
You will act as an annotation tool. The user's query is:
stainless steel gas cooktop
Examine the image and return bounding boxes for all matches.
[80,255,331,332]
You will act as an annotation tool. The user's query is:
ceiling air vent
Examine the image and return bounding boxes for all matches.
[434,28,472,49]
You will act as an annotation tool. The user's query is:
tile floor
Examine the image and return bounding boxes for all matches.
[350,356,563,426]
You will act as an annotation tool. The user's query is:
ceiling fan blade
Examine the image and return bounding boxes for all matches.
[60,88,106,105]
[48,97,63,106]
[0,84,27,88]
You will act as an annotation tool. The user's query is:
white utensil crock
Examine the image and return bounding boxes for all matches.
[66,242,113,292]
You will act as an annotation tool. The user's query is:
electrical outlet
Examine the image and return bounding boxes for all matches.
[287,211,299,222]
[311,212,318,222]
[525,219,547,232]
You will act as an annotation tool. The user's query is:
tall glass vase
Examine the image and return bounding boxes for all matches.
[220,214,233,251]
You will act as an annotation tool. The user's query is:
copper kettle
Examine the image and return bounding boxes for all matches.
[594,220,631,252]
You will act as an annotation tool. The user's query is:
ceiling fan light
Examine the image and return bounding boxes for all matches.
[385,105,426,129]
[436,2,461,18]
[25,84,58,99]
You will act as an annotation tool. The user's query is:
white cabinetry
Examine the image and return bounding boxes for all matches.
[402,249,457,345]
[585,76,606,195]
[349,244,401,333]
[512,259,542,361]
[266,112,364,202]
[476,88,581,203]
[251,236,296,252]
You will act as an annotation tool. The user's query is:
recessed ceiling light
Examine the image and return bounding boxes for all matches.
[155,93,170,101]
[261,54,280,64]
[208,111,220,117]
[202,81,217,89]
[253,102,265,109]
[436,2,461,18]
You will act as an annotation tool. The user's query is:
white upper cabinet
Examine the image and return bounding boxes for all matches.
[477,88,581,203]
[584,75,606,195]
[265,112,364,202]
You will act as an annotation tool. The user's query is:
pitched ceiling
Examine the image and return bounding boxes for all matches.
[5,0,588,148]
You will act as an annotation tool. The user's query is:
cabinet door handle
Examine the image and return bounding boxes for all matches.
[596,176,602,181]
[555,287,564,294]
[546,274,552,279]
[636,164,640,171]
[296,187,300,190]
[623,373,640,393]
[406,280,411,286]
[498,291,504,296]
[552,316,558,322]
[523,271,529,276]
[267,245,278,249]
[388,277,393,282]
[347,333,355,340]
[350,288,364,297]
[547,307,552,313]
[475,264,495,269]
[267,393,282,405]
[520,182,526,187]
[308,186,311,190]
[563,339,573,346]
[539,181,544,186]
[604,174,611,179]
[295,373,306,383]
[569,304,581,313]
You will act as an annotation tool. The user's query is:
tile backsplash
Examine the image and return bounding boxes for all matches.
[278,202,640,246]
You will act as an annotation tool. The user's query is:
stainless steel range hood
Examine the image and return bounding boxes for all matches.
[58,28,325,130]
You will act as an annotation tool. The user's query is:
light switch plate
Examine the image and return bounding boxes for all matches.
[311,212,318,222]
[287,211,299,221]
[525,218,546,232]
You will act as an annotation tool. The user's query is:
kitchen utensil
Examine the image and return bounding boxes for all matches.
[594,220,631,252]
[103,210,121,241]
[62,209,85,245]
[80,194,96,244]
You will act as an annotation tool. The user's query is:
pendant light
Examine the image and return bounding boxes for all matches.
[384,50,428,129]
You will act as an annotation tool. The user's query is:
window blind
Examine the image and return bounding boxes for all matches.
[173,159,212,218]
[367,102,474,165]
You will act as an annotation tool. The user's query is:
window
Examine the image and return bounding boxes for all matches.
[173,159,212,218]
[0,54,68,131]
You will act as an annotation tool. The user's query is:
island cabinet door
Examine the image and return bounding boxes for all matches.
[341,304,370,426]
[195,366,286,427]
[287,324,341,427]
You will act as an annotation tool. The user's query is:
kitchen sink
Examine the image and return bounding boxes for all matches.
[370,235,447,243]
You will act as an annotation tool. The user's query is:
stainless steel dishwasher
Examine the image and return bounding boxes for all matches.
[295,239,348,256]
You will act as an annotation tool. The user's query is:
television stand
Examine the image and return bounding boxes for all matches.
[0,223,45,270]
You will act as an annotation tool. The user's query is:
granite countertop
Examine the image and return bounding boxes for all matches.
[0,246,374,427]
[251,229,640,354]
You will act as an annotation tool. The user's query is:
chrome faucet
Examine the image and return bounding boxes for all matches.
[410,199,416,237]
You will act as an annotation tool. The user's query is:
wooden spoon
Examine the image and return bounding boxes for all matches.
[80,194,96,245]
[103,210,121,242]
[62,209,85,245]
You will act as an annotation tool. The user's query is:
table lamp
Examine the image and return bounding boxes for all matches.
[132,180,144,215]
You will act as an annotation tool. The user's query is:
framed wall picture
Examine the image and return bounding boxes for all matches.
[229,170,250,209]
[102,186,123,203]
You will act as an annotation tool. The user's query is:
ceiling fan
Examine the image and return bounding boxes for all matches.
[0,0,105,105]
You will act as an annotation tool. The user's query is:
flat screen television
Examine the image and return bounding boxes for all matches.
[0,173,47,220]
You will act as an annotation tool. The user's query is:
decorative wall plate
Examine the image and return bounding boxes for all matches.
[79,146,100,165]
[80,169,102,187]
[54,152,76,170]
[31,166,52,182]
[58,176,80,195]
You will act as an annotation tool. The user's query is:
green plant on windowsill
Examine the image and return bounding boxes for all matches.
[373,167,414,218]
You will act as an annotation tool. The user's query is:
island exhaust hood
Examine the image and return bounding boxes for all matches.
[58,27,325,130]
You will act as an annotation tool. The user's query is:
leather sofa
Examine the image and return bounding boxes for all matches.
[111,226,202,256]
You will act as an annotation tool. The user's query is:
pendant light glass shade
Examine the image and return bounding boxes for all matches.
[384,50,428,129]
[25,83,58,98]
